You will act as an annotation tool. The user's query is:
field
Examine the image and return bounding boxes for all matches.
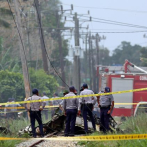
[0,111,51,147]
[78,113,147,147]
[0,112,147,147]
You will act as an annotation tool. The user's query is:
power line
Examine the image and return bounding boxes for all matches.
[62,3,147,14]
[34,0,69,88]
[80,18,147,30]
[81,16,147,30]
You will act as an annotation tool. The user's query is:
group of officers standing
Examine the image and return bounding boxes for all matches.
[25,83,114,138]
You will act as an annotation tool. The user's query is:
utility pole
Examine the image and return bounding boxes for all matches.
[88,32,92,89]
[35,0,48,73]
[74,12,81,90]
[56,11,66,87]
[85,34,88,83]
[91,39,96,92]
[14,0,31,98]
[95,34,100,92]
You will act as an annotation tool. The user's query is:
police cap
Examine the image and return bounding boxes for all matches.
[32,89,39,94]
[105,87,110,92]
[82,83,88,88]
[69,86,75,91]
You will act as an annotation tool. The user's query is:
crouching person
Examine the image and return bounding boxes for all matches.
[63,86,78,136]
[25,89,46,138]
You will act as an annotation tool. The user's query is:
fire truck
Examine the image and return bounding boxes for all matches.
[98,60,147,117]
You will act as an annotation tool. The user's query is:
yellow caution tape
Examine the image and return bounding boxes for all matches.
[0,106,58,109]
[0,134,147,141]
[0,87,147,106]
[0,110,25,113]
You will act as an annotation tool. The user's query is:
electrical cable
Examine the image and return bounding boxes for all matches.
[81,16,147,30]
[80,19,147,30]
[62,3,147,14]
[34,0,69,88]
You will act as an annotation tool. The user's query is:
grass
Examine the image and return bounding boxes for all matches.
[78,113,147,147]
[0,110,52,147]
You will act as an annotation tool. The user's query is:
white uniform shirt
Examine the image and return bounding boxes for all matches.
[99,94,114,107]
[63,92,79,110]
[79,89,97,110]
[42,95,49,106]
[52,97,62,106]
[25,95,46,111]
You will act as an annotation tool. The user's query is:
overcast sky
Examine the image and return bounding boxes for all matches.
[61,0,147,55]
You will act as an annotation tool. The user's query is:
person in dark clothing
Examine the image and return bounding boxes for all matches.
[98,87,114,133]
[78,84,97,133]
[63,86,78,136]
[25,89,46,138]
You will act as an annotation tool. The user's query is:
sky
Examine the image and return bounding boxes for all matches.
[61,0,147,55]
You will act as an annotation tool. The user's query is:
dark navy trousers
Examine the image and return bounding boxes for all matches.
[30,111,44,137]
[100,108,110,132]
[82,104,96,132]
[64,109,77,136]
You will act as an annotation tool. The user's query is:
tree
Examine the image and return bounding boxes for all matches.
[140,47,147,66]
[0,70,25,102]
[0,37,20,71]
[29,68,59,96]
[111,41,142,66]
[0,69,59,103]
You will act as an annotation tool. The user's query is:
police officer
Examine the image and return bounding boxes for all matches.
[78,83,97,133]
[25,89,46,138]
[98,87,114,133]
[51,93,62,117]
[42,92,49,120]
[63,86,78,136]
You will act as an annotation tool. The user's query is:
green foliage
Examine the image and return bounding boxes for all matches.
[0,117,30,147]
[0,37,21,72]
[39,0,69,69]
[111,41,142,66]
[0,70,25,102]
[78,113,147,147]
[0,8,11,28]
[140,47,147,66]
[29,68,59,96]
[0,69,59,102]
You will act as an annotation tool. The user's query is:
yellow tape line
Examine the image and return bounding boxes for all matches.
[0,110,25,113]
[0,134,147,141]
[0,87,147,106]
[0,106,58,110]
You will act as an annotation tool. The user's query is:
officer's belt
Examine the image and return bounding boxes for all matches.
[81,103,93,105]
[100,105,110,108]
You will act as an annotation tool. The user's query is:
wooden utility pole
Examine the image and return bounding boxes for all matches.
[14,0,31,98]
[85,34,88,83]
[95,33,100,92]
[56,11,66,87]
[88,32,92,89]
[35,0,48,73]
[91,39,96,92]
[74,12,81,90]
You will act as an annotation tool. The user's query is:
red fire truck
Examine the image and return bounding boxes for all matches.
[98,60,147,117]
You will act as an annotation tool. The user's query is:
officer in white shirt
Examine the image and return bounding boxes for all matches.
[42,92,49,120]
[25,89,46,138]
[78,83,97,133]
[98,87,114,133]
[63,86,78,136]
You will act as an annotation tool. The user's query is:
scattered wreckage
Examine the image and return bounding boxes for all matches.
[19,110,121,137]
